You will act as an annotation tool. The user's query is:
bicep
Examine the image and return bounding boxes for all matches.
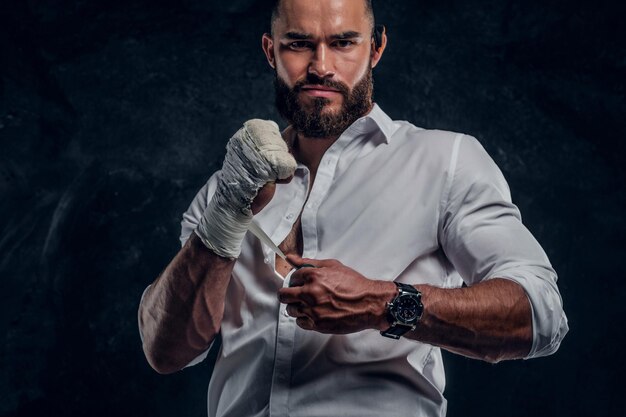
[439,135,552,285]
[439,135,568,358]
[443,192,554,286]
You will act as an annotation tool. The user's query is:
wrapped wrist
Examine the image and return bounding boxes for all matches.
[194,196,252,259]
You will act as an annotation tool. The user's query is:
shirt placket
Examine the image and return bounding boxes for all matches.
[268,272,299,417]
[300,134,352,259]
[268,168,308,417]
[268,136,350,415]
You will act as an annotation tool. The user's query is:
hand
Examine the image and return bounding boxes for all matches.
[219,119,297,213]
[250,176,293,215]
[195,120,296,258]
[277,255,397,334]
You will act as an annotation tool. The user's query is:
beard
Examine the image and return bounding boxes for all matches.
[274,67,374,138]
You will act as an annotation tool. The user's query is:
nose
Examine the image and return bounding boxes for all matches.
[308,43,335,78]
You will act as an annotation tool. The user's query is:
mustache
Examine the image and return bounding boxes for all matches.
[292,74,350,96]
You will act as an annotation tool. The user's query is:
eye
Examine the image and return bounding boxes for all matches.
[333,40,355,48]
[289,41,313,50]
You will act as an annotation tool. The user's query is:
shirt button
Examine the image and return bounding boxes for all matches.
[286,213,294,220]
[264,258,270,264]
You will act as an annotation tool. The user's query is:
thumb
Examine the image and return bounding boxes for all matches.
[286,254,320,268]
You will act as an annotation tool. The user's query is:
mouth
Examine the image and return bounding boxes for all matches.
[300,85,342,98]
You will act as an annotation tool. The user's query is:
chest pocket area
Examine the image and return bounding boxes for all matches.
[325,330,413,364]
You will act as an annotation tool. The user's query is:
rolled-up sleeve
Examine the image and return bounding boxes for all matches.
[439,135,568,359]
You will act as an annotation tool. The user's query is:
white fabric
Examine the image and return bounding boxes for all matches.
[194,119,297,258]
[176,104,568,417]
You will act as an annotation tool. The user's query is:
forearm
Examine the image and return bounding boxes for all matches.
[402,278,532,363]
[138,233,234,374]
[138,120,296,373]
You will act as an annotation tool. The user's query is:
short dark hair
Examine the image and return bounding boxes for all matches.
[270,0,375,36]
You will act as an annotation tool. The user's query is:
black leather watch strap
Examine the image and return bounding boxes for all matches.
[381,323,414,340]
[396,282,418,294]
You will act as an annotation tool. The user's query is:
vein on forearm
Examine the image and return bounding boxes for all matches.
[139,234,233,370]
[407,278,532,363]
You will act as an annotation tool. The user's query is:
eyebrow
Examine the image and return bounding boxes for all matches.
[330,31,362,40]
[283,31,314,40]
[282,30,363,40]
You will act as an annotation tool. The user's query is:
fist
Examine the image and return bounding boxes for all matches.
[220,119,297,214]
[196,119,296,258]
[250,175,294,215]
[240,119,297,181]
[277,255,396,334]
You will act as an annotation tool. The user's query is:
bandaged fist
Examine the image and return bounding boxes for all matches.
[219,119,297,214]
[194,120,296,259]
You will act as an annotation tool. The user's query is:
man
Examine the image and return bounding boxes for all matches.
[138,1,568,416]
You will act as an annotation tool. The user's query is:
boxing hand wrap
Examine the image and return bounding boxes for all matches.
[194,119,297,259]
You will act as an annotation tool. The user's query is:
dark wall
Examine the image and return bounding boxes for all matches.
[1,0,624,416]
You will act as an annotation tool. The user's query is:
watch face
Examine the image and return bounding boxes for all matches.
[394,296,419,322]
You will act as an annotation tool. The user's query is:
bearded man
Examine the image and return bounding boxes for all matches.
[138,1,568,416]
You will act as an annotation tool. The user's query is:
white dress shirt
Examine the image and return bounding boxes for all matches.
[159,104,568,417]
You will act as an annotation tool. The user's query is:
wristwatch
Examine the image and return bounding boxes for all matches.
[380,282,424,339]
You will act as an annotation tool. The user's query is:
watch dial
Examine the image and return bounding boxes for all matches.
[396,297,418,322]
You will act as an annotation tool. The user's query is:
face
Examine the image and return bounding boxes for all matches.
[262,0,386,138]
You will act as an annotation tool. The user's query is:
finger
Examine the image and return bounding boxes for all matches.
[288,269,305,287]
[280,281,318,306]
[278,287,304,304]
[285,254,308,267]
[312,258,343,268]
[296,316,314,330]
[250,182,276,215]
[262,149,297,180]
[276,174,294,184]
[285,254,341,269]
[242,120,297,181]
[288,266,317,287]
[285,303,305,318]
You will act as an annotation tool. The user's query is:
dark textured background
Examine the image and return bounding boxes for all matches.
[1,0,625,416]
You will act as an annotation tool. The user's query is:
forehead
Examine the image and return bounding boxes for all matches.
[274,0,369,36]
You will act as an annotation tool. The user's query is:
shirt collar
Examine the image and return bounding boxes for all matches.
[356,103,397,144]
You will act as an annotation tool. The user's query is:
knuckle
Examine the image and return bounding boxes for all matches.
[262,151,296,177]
[308,288,323,305]
[305,274,316,286]
[308,269,323,281]
[321,258,341,267]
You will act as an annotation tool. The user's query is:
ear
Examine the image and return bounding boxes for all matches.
[262,33,276,69]
[370,27,387,69]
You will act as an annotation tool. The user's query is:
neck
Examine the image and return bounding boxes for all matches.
[291,103,376,177]
[293,133,337,179]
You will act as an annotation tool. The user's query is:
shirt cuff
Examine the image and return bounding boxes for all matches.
[485,268,569,359]
[138,284,213,369]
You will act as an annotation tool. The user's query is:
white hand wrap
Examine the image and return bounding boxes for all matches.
[194,119,297,259]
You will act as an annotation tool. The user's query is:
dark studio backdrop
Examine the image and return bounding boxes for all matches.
[1,0,624,416]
